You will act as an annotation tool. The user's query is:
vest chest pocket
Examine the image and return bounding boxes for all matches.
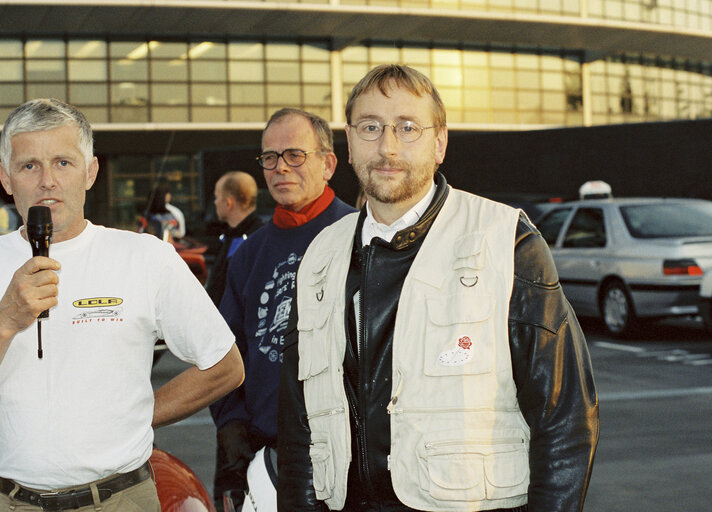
[297,300,334,381]
[417,429,529,502]
[423,293,496,376]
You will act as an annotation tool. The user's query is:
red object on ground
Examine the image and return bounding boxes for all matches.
[150,447,216,512]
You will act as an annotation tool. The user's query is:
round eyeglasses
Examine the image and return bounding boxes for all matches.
[349,120,437,143]
[257,149,322,170]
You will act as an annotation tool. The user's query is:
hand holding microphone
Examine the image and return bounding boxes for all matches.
[27,206,53,358]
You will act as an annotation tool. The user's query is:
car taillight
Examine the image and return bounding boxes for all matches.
[663,259,703,275]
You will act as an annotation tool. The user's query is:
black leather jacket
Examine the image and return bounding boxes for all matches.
[278,174,599,512]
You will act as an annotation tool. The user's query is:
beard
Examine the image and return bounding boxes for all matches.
[354,157,436,205]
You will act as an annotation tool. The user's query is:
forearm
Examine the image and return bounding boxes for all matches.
[0,326,13,364]
[153,344,244,428]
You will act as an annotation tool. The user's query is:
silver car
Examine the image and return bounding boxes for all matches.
[535,197,712,337]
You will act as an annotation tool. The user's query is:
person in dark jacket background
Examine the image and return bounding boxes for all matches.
[209,108,355,511]
[278,65,599,512]
[205,171,265,306]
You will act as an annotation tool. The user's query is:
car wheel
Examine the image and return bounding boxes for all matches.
[601,280,637,337]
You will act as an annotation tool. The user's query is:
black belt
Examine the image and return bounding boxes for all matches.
[0,461,151,511]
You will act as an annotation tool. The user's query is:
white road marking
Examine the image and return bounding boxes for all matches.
[593,341,645,353]
[599,387,712,401]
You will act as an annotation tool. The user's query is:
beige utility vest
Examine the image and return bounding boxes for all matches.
[296,188,530,511]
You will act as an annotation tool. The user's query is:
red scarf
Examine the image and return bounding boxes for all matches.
[272,186,335,229]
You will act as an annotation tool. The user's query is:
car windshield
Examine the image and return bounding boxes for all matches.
[620,202,712,238]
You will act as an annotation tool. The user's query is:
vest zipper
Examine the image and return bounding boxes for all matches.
[357,244,373,491]
[389,406,523,415]
[424,437,526,449]
[306,406,346,420]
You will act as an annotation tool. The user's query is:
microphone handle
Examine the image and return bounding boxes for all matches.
[31,237,51,319]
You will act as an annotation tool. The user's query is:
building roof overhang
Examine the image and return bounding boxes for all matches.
[1,0,711,62]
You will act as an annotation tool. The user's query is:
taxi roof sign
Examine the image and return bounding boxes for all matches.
[579,180,612,200]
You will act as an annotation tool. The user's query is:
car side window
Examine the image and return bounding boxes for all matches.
[563,208,606,248]
[537,208,572,246]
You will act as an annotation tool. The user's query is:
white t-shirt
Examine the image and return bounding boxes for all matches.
[0,222,235,488]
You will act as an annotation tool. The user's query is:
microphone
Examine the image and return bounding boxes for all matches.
[27,206,53,359]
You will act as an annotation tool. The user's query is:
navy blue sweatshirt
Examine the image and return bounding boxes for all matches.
[210,197,355,440]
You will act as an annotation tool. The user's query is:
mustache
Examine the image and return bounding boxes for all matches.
[366,158,410,172]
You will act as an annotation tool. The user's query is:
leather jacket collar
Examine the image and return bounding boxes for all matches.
[354,172,450,251]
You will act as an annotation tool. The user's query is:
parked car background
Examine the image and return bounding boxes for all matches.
[535,197,712,337]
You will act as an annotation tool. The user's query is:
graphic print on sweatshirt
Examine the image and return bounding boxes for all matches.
[255,252,301,364]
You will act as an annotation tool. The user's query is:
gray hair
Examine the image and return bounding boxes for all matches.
[263,108,334,153]
[0,98,94,171]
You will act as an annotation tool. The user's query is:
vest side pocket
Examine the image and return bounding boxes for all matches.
[309,431,335,500]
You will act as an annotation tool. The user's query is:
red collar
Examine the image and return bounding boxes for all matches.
[272,186,335,229]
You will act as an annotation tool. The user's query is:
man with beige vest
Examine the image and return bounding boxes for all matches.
[278,65,599,512]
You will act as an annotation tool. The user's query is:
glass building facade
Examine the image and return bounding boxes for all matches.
[1,0,711,228]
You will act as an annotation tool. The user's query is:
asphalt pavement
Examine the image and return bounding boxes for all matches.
[151,317,712,511]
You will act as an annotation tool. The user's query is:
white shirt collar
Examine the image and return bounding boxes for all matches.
[361,181,437,247]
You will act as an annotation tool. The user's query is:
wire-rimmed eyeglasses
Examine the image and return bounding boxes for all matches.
[257,149,322,170]
[349,120,437,143]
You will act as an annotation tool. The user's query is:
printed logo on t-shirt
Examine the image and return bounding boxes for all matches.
[71,296,125,324]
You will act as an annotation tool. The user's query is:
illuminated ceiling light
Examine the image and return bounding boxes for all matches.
[25,41,42,57]
[74,41,102,58]
[181,41,214,60]
[125,41,160,60]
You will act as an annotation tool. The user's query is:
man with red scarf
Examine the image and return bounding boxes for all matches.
[209,108,355,510]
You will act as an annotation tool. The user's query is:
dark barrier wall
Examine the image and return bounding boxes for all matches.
[437,118,712,202]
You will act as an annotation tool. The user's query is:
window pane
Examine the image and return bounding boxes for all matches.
[111,83,148,105]
[111,106,149,122]
[189,41,225,59]
[267,84,300,106]
[25,40,63,58]
[302,62,330,83]
[230,84,265,104]
[230,106,265,122]
[302,43,330,61]
[191,60,226,82]
[152,59,188,81]
[265,43,299,60]
[191,106,227,122]
[68,60,107,81]
[111,60,148,81]
[303,84,331,105]
[0,40,23,58]
[266,62,300,82]
[27,83,66,101]
[26,60,66,81]
[110,42,148,59]
[0,61,23,81]
[69,84,108,105]
[0,84,24,104]
[152,83,189,105]
[152,106,189,122]
[150,41,187,59]
[229,42,264,60]
[69,40,107,59]
[229,61,264,82]
[191,84,227,105]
